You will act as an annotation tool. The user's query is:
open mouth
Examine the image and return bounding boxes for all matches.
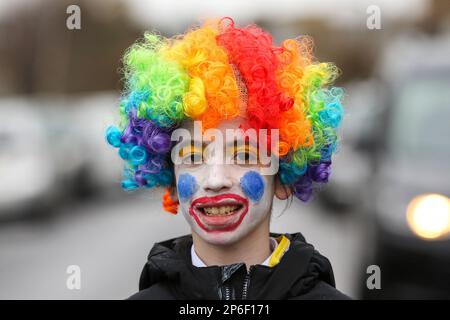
[197,203,243,216]
[189,194,249,232]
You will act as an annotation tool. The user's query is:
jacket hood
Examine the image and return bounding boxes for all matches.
[138,232,337,299]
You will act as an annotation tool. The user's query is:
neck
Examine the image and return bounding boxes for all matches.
[191,218,271,271]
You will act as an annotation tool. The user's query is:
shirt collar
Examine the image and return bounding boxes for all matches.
[191,236,280,268]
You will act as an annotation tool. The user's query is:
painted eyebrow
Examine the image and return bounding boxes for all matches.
[229,139,258,149]
[177,139,207,149]
[177,138,258,150]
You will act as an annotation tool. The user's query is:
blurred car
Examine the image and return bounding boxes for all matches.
[69,92,123,195]
[37,96,90,200]
[359,33,450,299]
[0,98,57,219]
[0,95,96,220]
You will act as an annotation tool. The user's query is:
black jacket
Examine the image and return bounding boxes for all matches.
[128,232,351,300]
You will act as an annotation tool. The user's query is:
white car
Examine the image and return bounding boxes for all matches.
[69,92,124,193]
[0,98,57,218]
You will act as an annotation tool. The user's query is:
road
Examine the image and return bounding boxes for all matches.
[0,190,365,299]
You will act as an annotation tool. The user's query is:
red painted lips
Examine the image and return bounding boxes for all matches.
[189,194,249,233]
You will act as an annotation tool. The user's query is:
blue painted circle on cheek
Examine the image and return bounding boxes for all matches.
[177,173,198,202]
[240,171,265,202]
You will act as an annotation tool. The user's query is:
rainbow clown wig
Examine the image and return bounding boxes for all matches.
[106,17,344,213]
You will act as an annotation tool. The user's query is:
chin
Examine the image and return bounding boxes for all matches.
[194,227,247,246]
[189,214,267,247]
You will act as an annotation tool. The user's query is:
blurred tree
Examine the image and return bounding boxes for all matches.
[1,0,446,95]
[0,0,142,95]
[257,17,384,84]
[418,0,450,34]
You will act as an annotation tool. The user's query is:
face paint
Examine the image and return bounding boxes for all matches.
[177,173,198,202]
[175,119,275,246]
[240,170,265,202]
[189,194,249,233]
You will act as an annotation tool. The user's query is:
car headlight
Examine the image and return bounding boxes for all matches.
[406,194,450,240]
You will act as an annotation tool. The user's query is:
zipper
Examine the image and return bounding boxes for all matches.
[224,285,232,300]
[220,265,253,300]
[241,266,254,300]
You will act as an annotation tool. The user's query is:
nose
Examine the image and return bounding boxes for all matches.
[203,163,233,193]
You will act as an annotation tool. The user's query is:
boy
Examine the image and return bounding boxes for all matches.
[106,17,348,299]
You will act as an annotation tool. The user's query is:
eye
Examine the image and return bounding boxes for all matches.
[233,147,258,165]
[179,146,203,165]
[182,152,203,165]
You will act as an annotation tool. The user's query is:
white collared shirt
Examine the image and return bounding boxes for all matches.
[191,237,282,267]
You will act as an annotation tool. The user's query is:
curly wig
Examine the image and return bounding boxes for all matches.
[106,17,344,209]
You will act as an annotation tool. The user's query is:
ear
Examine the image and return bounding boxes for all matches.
[274,175,292,200]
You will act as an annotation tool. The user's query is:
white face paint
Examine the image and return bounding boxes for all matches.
[174,119,276,246]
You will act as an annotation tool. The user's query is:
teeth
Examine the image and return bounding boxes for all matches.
[203,205,239,216]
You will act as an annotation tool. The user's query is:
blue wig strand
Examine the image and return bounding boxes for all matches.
[129,145,148,165]
[318,101,344,129]
[105,126,122,148]
[126,89,152,113]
